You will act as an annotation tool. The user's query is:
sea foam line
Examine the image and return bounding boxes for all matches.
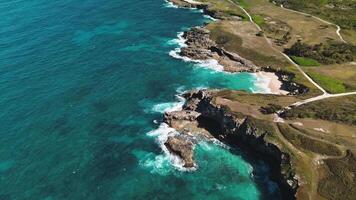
[163,0,178,8]
[168,32,224,72]
[146,90,198,171]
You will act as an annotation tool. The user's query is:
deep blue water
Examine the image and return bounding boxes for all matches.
[0,0,279,199]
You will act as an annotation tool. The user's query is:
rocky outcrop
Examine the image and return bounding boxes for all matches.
[180,27,260,72]
[169,0,203,9]
[165,135,195,168]
[163,90,298,199]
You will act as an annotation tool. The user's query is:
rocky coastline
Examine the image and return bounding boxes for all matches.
[170,0,309,95]
[163,90,298,199]
[164,0,304,198]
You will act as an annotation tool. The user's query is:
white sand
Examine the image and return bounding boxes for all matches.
[255,72,289,95]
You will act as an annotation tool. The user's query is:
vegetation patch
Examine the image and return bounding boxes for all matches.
[285,40,356,65]
[260,103,283,114]
[200,0,247,19]
[290,56,320,66]
[318,151,356,200]
[307,72,346,93]
[272,0,356,30]
[252,15,265,26]
[303,64,356,92]
[277,123,342,156]
[282,95,356,125]
[233,0,250,8]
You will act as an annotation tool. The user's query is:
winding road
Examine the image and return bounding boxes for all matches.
[279,5,346,43]
[230,0,356,106]
[235,2,328,94]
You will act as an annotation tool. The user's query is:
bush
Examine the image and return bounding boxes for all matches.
[260,103,283,114]
[285,40,355,65]
[291,56,320,66]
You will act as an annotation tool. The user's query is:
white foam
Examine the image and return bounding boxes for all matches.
[150,94,185,113]
[194,59,224,71]
[253,73,272,94]
[147,123,196,171]
[164,0,178,8]
[151,101,184,113]
[169,31,225,73]
[167,32,187,47]
[203,14,217,21]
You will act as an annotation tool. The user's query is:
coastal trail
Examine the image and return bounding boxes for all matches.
[279,4,346,43]
[228,0,356,107]
[229,0,328,95]
[291,91,356,107]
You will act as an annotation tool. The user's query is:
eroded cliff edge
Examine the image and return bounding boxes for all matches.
[163,90,298,199]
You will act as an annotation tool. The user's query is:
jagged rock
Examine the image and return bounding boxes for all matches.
[180,27,260,72]
[164,136,195,168]
[165,90,298,199]
[164,110,200,124]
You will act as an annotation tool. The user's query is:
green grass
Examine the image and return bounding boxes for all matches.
[307,72,346,93]
[199,0,248,19]
[282,95,356,125]
[319,151,356,200]
[252,15,265,26]
[277,123,342,156]
[233,0,250,8]
[291,56,320,66]
[272,0,356,30]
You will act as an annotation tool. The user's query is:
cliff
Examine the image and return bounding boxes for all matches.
[164,90,298,199]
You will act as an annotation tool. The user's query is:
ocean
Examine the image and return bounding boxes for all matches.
[0,0,279,199]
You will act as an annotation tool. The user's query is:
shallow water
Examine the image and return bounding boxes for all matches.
[0,0,278,199]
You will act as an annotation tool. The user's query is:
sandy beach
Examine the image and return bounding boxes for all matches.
[256,72,289,95]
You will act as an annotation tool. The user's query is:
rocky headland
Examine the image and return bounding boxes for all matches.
[163,90,298,199]
[180,27,260,73]
[170,0,309,95]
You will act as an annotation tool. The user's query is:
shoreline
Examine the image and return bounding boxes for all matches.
[163,0,299,199]
[166,1,294,95]
[255,72,289,95]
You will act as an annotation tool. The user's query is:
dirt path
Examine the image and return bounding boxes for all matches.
[279,5,346,43]
[292,91,356,107]
[230,1,356,107]
[231,1,329,95]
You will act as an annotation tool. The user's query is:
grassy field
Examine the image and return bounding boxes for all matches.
[319,151,356,200]
[213,90,356,200]
[283,95,356,125]
[235,0,344,48]
[291,56,320,66]
[272,0,356,45]
[251,14,265,26]
[307,72,346,93]
[278,123,342,156]
[206,20,322,97]
[198,0,247,19]
[303,64,356,93]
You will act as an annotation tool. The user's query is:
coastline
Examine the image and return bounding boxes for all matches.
[162,0,299,199]
[166,0,293,95]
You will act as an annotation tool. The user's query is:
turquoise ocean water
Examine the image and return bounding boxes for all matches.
[0,0,281,199]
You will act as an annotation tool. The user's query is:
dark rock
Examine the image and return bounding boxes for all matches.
[180,27,260,72]
[165,90,298,199]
